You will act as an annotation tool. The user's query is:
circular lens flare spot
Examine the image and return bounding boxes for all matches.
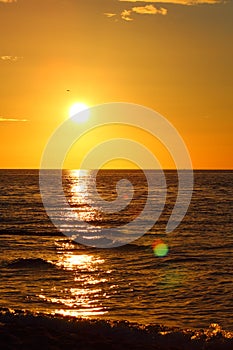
[152,239,169,257]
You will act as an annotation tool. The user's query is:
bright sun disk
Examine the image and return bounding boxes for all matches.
[69,102,90,123]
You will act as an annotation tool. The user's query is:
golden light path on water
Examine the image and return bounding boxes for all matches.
[38,170,187,320]
[38,239,109,318]
[67,169,102,224]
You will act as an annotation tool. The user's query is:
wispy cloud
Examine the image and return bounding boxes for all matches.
[0,117,28,122]
[119,0,223,5]
[132,5,167,15]
[104,13,117,18]
[0,0,17,3]
[1,56,23,62]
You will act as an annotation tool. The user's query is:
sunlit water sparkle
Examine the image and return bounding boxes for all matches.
[0,170,232,331]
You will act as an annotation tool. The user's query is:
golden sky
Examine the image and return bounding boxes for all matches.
[0,0,232,169]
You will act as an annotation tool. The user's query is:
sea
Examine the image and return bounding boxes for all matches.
[0,169,232,347]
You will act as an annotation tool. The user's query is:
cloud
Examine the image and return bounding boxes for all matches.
[120,4,167,20]
[121,9,133,21]
[1,56,23,62]
[119,0,223,4]
[104,13,117,18]
[0,0,17,3]
[117,0,222,21]
[132,5,167,15]
[106,0,224,22]
[0,117,28,122]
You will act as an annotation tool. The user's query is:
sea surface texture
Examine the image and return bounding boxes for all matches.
[0,170,232,333]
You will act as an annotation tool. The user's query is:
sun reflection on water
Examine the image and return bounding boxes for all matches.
[65,170,102,226]
[52,308,106,318]
[37,240,108,318]
[57,253,104,271]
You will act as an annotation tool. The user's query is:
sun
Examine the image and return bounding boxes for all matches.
[69,102,90,123]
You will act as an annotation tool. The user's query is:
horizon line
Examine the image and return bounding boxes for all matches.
[0,168,233,171]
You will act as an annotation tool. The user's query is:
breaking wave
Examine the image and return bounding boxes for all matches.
[0,309,232,350]
[4,258,55,269]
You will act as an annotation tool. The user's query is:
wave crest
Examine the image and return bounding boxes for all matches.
[0,309,232,349]
[5,258,55,269]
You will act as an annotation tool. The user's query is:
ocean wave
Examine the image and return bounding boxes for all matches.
[0,229,62,236]
[5,258,56,269]
[111,243,148,251]
[0,309,232,350]
[163,256,207,264]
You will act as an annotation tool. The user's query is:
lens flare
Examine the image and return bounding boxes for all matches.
[40,102,193,248]
[152,239,169,257]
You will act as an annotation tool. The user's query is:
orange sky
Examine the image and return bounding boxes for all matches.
[0,0,232,169]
